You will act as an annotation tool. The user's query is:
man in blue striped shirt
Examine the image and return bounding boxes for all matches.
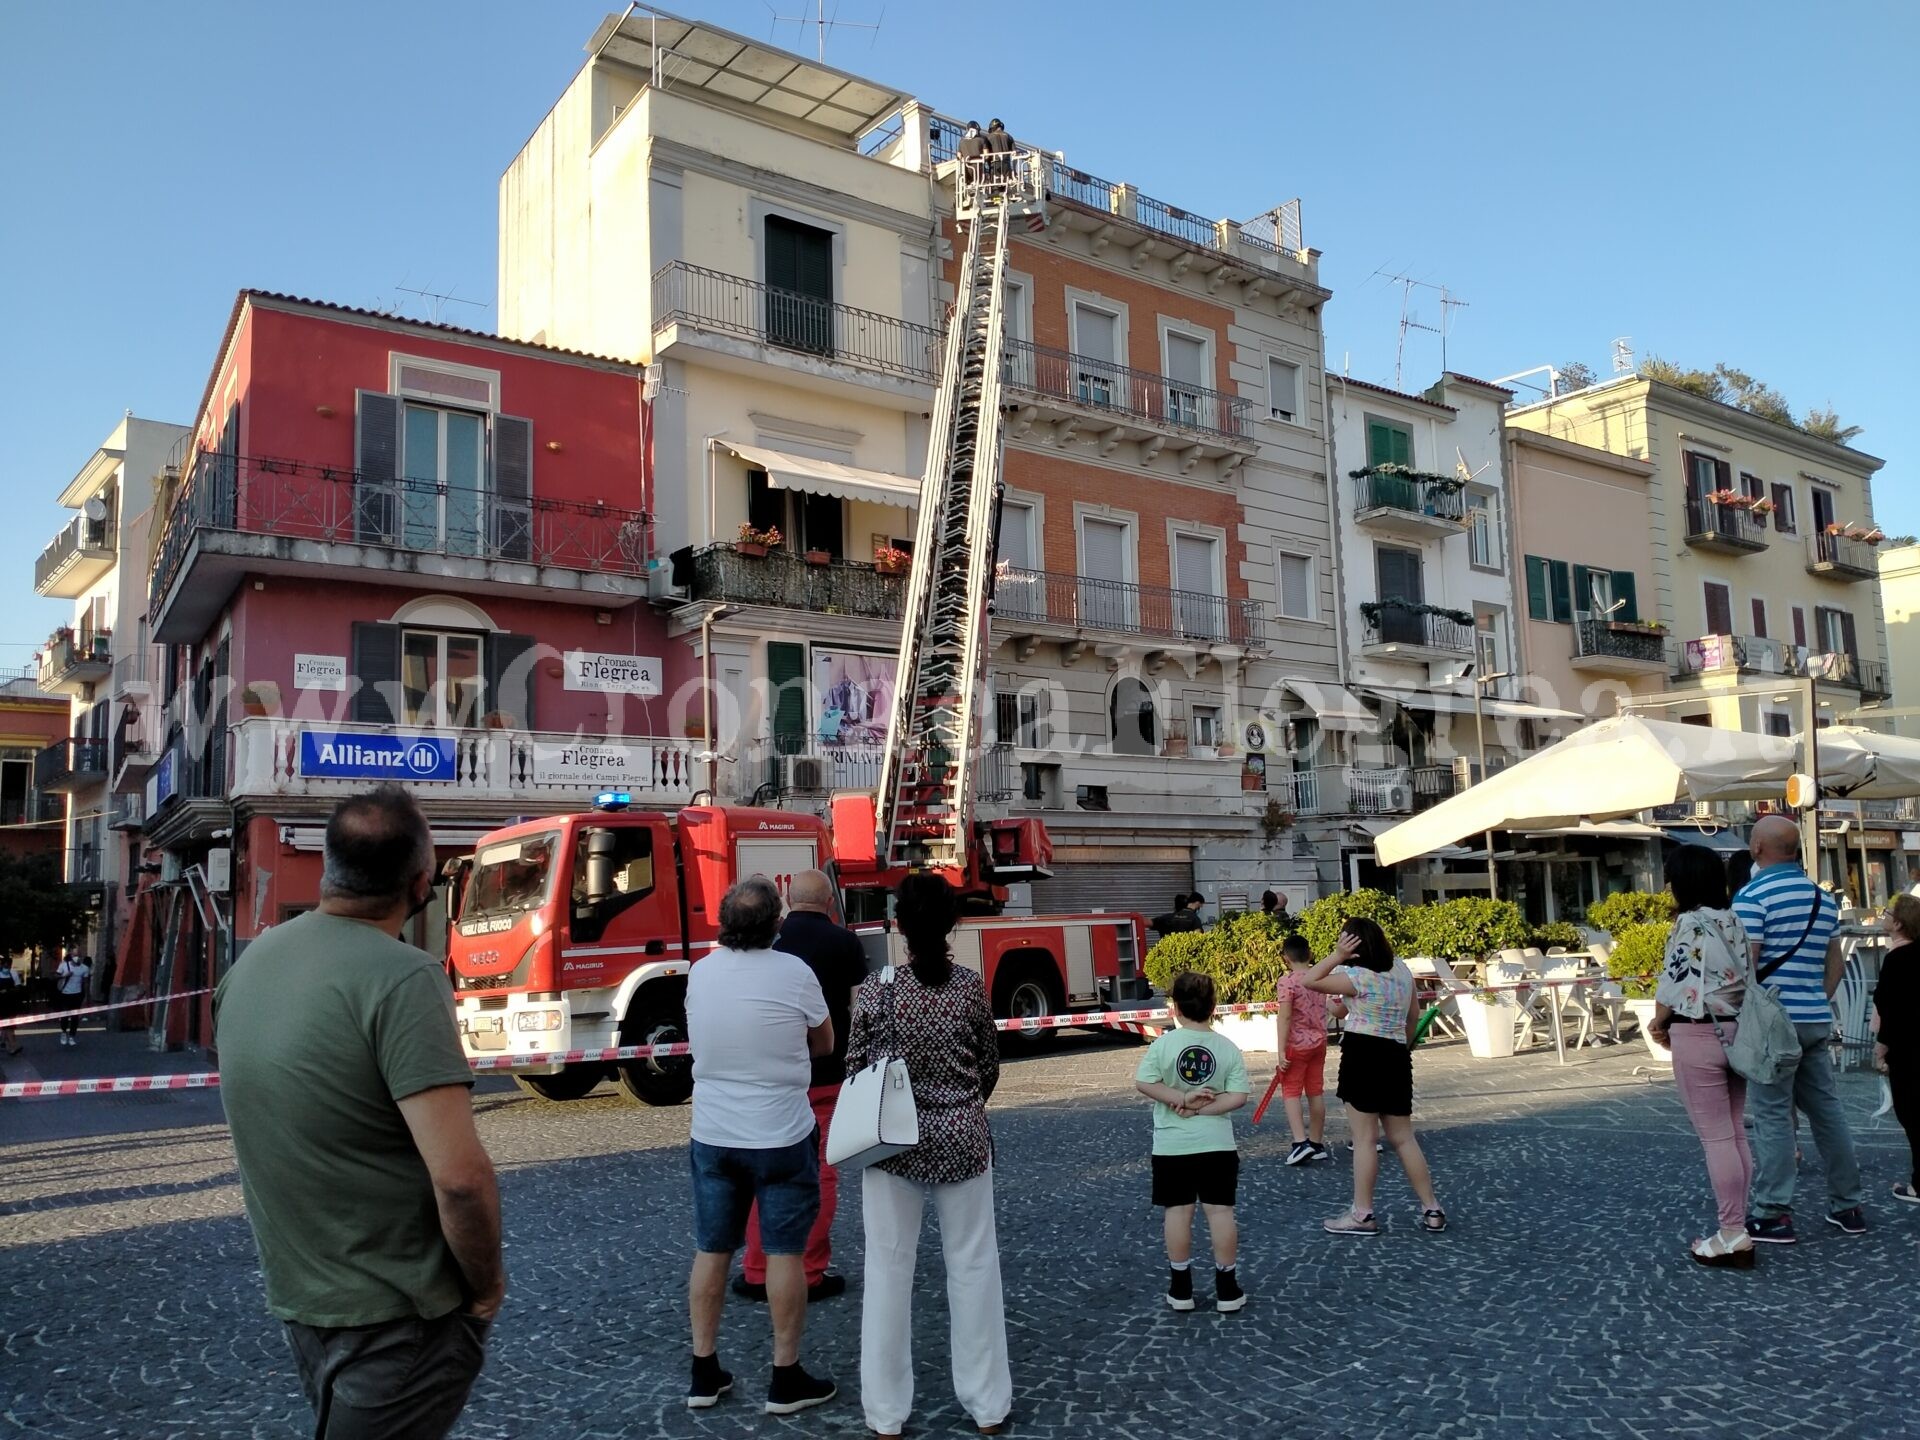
[1730,816,1865,1243]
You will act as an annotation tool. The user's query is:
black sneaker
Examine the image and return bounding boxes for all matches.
[1308,1142,1333,1163]
[764,1364,836,1416]
[1285,1140,1314,1166]
[687,1357,732,1410]
[1214,1267,1245,1313]
[807,1271,847,1303]
[1746,1214,1797,1245]
[1826,1206,1867,1236]
[730,1275,767,1302]
[1345,1139,1386,1154]
[1165,1266,1195,1312]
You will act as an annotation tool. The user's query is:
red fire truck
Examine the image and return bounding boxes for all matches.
[449,152,1145,1103]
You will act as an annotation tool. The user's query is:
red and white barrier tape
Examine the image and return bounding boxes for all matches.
[0,989,212,1030]
[2,984,1623,1100]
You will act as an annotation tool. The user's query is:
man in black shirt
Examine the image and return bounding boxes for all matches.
[736,869,868,1304]
[1152,893,1204,939]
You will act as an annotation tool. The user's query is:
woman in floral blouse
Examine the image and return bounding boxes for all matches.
[846,872,1011,1438]
[1649,844,1753,1269]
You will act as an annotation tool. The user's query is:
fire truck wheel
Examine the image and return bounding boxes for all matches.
[617,1001,694,1107]
[512,1066,607,1102]
[994,961,1064,1051]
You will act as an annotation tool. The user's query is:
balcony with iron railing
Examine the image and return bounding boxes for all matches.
[1352,471,1468,539]
[1671,635,1889,698]
[36,623,112,696]
[1359,603,1474,658]
[1806,532,1878,582]
[651,261,941,400]
[149,451,652,643]
[1570,616,1669,675]
[1001,340,1254,454]
[1273,764,1457,817]
[34,512,116,599]
[1683,498,1769,554]
[0,789,65,827]
[995,566,1268,649]
[34,737,109,794]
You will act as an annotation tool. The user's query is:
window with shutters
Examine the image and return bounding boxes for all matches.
[1190,704,1221,752]
[402,404,486,555]
[1740,471,1765,502]
[1792,606,1808,648]
[1815,606,1852,656]
[1267,357,1300,423]
[1771,483,1797,533]
[1810,486,1838,534]
[1162,329,1209,429]
[1703,582,1734,637]
[1070,301,1122,406]
[1466,490,1500,569]
[401,630,486,729]
[993,683,1051,749]
[766,642,808,754]
[1276,551,1313,620]
[1364,418,1417,510]
[995,500,1042,620]
[1078,514,1133,631]
[1172,530,1224,639]
[764,215,834,355]
[1751,597,1769,640]
[357,391,530,562]
[1372,545,1425,643]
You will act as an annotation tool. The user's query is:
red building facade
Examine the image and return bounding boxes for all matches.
[130,293,688,1042]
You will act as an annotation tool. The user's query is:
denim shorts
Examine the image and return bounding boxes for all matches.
[689,1130,820,1255]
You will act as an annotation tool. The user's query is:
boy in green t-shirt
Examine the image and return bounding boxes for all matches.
[1134,971,1251,1312]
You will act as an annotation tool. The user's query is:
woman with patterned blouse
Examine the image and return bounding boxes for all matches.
[846,872,1012,1438]
[1649,844,1753,1269]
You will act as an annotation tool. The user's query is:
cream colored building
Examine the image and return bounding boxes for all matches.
[1506,375,1890,738]
[1879,542,1920,741]
[497,11,1366,913]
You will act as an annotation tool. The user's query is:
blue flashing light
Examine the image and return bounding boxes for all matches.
[593,791,633,812]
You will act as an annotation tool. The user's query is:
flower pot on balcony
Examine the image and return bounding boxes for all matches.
[804,549,832,566]
[735,542,769,559]
[238,681,280,718]
[875,558,907,576]
[1240,771,1265,792]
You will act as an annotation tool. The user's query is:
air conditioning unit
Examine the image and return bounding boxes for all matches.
[1384,782,1414,811]
[648,561,688,604]
[782,754,827,791]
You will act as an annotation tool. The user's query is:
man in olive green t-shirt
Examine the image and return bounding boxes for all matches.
[216,785,502,1440]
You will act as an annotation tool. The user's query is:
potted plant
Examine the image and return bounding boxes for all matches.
[1163,718,1189,758]
[874,544,910,576]
[735,522,782,557]
[804,548,832,566]
[238,681,281,718]
[1606,920,1673,1062]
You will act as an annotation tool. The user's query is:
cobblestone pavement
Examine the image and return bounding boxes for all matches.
[2,1021,1915,1439]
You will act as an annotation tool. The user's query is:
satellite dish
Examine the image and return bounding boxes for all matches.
[83,497,108,522]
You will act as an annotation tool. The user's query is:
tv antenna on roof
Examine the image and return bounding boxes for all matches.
[394,284,488,326]
[765,0,885,62]
[1371,268,1468,388]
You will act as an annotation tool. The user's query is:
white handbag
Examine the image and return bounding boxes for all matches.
[825,966,920,1170]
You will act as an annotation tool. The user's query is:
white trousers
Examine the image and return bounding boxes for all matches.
[860,1164,1013,1434]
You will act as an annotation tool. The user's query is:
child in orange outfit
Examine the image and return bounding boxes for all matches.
[1275,934,1331,1165]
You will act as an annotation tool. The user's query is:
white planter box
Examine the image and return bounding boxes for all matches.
[1459,996,1519,1059]
[1624,998,1672,1064]
[1212,1013,1279,1054]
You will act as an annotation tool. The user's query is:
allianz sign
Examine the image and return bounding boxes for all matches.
[297,732,459,782]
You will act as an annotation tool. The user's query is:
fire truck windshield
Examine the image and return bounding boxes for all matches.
[462,831,561,922]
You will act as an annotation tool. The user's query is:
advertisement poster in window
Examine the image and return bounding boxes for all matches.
[812,648,895,749]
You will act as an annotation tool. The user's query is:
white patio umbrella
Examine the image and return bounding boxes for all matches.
[1806,726,1920,799]
[1373,714,1796,866]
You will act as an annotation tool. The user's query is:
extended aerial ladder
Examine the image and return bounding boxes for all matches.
[872,153,1049,874]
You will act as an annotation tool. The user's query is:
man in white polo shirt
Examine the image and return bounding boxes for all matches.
[1732,815,1865,1244]
[682,876,837,1418]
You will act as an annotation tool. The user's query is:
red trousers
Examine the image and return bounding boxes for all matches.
[743,1083,840,1285]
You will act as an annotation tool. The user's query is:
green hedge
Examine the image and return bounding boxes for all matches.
[1586,891,1674,937]
[1606,921,1672,998]
[1142,911,1294,1005]
[1526,920,1584,951]
[1295,889,1416,958]
[1406,897,1528,962]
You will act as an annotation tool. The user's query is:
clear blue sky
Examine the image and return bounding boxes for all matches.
[3,0,1913,657]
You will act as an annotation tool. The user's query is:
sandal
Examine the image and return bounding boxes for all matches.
[1323,1209,1378,1236]
[1420,1208,1448,1234]
[1689,1232,1756,1269]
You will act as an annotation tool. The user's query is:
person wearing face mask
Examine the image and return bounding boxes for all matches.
[216,784,502,1440]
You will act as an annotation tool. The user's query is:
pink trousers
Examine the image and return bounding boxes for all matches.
[1669,1021,1753,1231]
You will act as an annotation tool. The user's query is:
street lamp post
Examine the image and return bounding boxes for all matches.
[1472,669,1512,900]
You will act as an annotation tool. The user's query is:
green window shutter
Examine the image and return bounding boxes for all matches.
[1571,564,1591,616]
[1390,425,1412,466]
[1524,556,1550,621]
[1366,421,1394,468]
[767,641,807,751]
[1613,571,1638,623]
[1548,561,1573,624]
